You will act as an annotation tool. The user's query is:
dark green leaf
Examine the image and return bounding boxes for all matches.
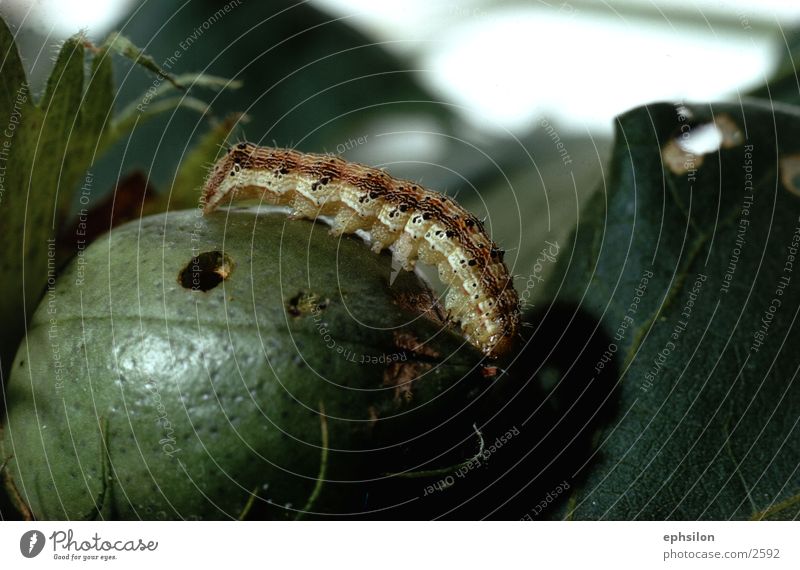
[82,44,115,137]
[547,101,800,520]
[36,34,88,219]
[0,17,30,114]
[0,17,42,373]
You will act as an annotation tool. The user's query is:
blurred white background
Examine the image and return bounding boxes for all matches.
[312,0,800,134]
[2,0,799,135]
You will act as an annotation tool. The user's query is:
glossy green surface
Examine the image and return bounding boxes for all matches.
[2,209,484,520]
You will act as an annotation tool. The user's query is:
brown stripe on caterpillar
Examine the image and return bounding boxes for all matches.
[201,142,520,358]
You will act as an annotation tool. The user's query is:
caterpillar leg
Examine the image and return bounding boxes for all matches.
[392,233,418,271]
[369,221,400,254]
[329,207,365,237]
[289,194,319,220]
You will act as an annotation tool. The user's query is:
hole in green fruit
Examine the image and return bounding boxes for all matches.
[286,291,328,317]
[178,251,234,292]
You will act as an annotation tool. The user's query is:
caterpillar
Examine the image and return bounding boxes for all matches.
[201,142,520,358]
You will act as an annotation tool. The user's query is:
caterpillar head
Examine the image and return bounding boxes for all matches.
[202,142,258,213]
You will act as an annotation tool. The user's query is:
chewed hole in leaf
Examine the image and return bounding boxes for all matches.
[714,115,745,149]
[678,123,724,155]
[662,139,706,175]
[178,251,234,291]
[662,114,744,175]
[779,154,800,196]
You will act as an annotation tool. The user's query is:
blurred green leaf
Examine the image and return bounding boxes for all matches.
[114,73,241,135]
[94,0,456,192]
[103,31,185,90]
[113,95,211,136]
[0,17,237,375]
[0,16,37,380]
[547,101,800,519]
[147,72,240,100]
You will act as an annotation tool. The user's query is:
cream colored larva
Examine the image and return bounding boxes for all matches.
[201,143,520,358]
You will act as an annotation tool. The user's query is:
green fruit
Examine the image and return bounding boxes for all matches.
[1,208,485,520]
